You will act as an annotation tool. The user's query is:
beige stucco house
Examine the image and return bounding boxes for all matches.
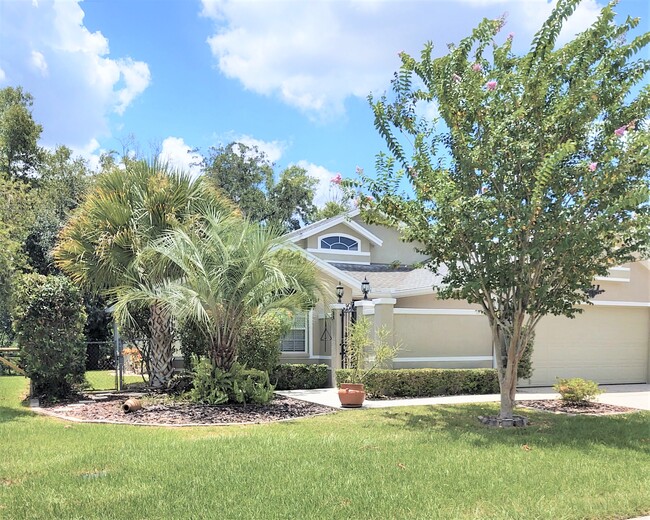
[279,209,650,387]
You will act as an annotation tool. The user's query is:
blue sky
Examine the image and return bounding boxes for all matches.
[0,0,647,205]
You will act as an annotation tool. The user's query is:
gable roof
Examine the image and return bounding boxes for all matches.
[285,209,383,247]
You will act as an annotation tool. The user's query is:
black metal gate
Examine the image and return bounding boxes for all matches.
[340,302,357,368]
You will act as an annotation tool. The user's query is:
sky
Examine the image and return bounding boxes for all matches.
[0,0,648,206]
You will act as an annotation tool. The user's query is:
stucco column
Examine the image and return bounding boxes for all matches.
[329,303,345,387]
[372,298,396,345]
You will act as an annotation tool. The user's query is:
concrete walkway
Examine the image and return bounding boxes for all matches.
[277,383,650,410]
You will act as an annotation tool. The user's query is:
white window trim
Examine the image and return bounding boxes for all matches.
[306,248,371,257]
[280,311,311,354]
[317,232,362,252]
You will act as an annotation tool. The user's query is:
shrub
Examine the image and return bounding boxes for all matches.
[190,358,274,405]
[272,364,329,390]
[344,318,399,384]
[553,377,603,405]
[336,368,499,398]
[12,274,87,399]
[238,313,291,373]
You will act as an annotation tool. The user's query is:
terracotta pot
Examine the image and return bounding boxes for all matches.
[338,383,365,408]
[122,398,142,413]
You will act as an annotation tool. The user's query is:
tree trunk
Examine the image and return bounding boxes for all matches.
[493,325,520,421]
[210,340,237,372]
[147,303,174,388]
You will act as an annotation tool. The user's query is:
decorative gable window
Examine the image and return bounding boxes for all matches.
[320,235,359,251]
[280,312,310,353]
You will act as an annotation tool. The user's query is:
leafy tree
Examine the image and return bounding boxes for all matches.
[359,0,650,421]
[112,212,321,371]
[54,159,234,388]
[0,86,43,180]
[12,274,87,399]
[24,146,92,275]
[203,142,317,230]
[0,178,35,344]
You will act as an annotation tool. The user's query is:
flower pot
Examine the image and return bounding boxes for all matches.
[338,383,365,408]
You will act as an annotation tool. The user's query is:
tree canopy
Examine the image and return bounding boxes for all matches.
[0,86,43,180]
[357,0,650,421]
[202,142,317,231]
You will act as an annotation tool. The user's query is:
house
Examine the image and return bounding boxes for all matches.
[279,209,650,387]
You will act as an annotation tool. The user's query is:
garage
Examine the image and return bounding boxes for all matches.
[522,305,650,387]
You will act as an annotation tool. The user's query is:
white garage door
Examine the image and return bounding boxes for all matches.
[522,306,649,387]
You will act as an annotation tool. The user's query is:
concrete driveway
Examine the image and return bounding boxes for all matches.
[278,383,650,410]
[518,383,650,411]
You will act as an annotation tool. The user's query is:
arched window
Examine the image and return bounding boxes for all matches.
[320,235,359,251]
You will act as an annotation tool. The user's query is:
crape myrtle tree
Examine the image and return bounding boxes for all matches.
[356,0,650,422]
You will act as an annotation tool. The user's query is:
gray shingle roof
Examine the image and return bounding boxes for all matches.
[331,263,446,292]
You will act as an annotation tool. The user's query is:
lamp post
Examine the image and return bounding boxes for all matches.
[336,282,344,304]
[361,277,371,300]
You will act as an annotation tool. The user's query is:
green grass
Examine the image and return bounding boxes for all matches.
[1,376,648,520]
[85,370,146,391]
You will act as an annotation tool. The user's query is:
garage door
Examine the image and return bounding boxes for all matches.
[521,306,649,387]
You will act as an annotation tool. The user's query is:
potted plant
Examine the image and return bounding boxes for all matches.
[338,318,399,407]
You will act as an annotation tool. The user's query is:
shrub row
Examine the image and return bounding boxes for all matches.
[335,368,499,398]
[272,363,329,390]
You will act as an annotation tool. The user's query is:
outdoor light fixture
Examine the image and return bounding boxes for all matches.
[585,284,605,299]
[361,277,371,300]
[335,282,344,304]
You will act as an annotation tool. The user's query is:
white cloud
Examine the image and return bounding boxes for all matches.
[30,50,48,76]
[212,132,288,164]
[234,135,286,164]
[0,0,150,149]
[295,160,341,208]
[201,0,604,119]
[159,137,203,178]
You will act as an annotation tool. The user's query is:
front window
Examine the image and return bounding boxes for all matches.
[280,312,309,353]
[320,235,359,251]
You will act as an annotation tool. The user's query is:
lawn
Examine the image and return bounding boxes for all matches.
[1,376,648,520]
[85,370,146,391]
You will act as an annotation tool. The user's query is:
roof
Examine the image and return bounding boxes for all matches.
[331,262,446,296]
[285,209,383,247]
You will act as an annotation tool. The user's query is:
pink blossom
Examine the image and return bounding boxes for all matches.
[365,195,374,202]
[588,162,597,172]
[330,173,342,185]
[471,63,482,72]
[452,73,462,83]
[507,32,514,39]
[352,198,359,208]
[355,166,364,175]
[614,125,627,136]
[486,80,497,91]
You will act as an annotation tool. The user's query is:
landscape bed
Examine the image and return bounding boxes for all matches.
[1,376,649,520]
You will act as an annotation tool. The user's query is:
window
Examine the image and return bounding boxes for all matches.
[320,235,359,251]
[280,312,309,353]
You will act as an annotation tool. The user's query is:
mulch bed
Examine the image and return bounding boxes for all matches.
[36,394,335,426]
[517,400,639,416]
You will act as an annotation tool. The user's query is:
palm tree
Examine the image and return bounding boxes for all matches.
[112,211,322,371]
[54,159,234,387]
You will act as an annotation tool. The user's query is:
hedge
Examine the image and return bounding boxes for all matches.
[272,364,329,390]
[335,368,499,398]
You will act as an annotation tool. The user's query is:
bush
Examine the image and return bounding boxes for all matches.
[272,364,329,390]
[12,274,87,399]
[238,313,291,373]
[190,358,274,405]
[553,377,603,405]
[336,368,499,398]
